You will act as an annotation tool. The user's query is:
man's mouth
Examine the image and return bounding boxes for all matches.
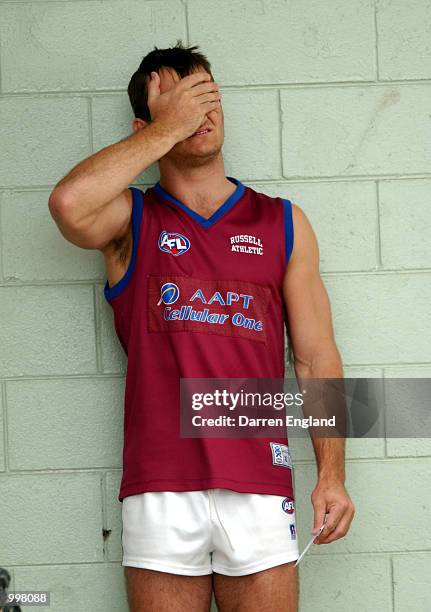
[191,128,211,137]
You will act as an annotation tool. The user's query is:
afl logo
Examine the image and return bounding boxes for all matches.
[157,283,180,306]
[159,231,190,256]
[281,498,295,514]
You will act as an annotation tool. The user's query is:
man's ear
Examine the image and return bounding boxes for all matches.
[132,117,148,132]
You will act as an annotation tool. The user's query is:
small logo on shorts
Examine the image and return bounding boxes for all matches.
[270,442,292,469]
[282,498,295,514]
[290,524,296,540]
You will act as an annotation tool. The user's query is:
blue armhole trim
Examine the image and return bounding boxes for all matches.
[104,186,144,302]
[282,198,294,265]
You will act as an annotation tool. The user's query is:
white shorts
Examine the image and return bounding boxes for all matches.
[121,488,299,576]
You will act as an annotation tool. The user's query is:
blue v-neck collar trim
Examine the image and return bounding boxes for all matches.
[153,176,245,229]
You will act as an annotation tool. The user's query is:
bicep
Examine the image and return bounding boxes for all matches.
[283,205,337,368]
[50,188,133,251]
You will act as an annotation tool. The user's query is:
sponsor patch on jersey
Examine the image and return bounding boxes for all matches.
[158,231,190,256]
[270,442,292,468]
[282,497,295,514]
[148,275,270,344]
[290,523,297,540]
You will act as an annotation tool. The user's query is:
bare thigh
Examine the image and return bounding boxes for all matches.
[124,567,213,612]
[212,562,299,612]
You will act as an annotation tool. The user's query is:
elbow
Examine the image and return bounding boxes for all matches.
[48,187,77,226]
[48,187,67,219]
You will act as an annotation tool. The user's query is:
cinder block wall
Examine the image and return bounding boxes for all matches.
[0,1,430,610]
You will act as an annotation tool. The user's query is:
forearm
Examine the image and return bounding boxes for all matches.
[294,347,346,482]
[293,343,343,380]
[50,120,176,216]
[311,437,345,483]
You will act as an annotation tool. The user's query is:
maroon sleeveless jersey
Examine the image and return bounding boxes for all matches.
[104,177,295,502]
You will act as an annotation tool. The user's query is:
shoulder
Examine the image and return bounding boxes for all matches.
[290,202,316,237]
[289,202,320,265]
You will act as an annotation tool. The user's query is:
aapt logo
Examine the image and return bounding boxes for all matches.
[158,231,190,256]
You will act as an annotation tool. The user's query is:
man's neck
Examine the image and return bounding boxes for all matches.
[158,162,236,218]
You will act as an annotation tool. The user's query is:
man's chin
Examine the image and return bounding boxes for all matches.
[172,142,222,160]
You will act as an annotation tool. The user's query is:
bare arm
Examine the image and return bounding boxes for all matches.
[48,71,221,251]
[48,122,176,250]
[283,204,355,544]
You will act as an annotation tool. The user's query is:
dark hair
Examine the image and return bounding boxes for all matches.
[128,39,213,122]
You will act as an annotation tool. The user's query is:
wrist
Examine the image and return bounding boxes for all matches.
[317,467,345,485]
[148,118,180,149]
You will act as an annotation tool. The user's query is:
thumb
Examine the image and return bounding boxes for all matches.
[147,71,160,100]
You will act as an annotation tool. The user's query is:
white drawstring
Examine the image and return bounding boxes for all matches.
[209,490,236,551]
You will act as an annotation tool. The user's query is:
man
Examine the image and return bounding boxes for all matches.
[49,41,355,612]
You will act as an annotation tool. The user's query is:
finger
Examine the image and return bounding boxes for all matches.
[318,509,354,544]
[190,81,220,98]
[311,499,327,536]
[202,100,222,113]
[321,506,343,534]
[198,91,222,105]
[314,504,344,543]
[178,71,212,90]
[207,103,222,116]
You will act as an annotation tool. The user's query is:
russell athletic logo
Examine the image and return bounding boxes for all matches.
[157,283,180,306]
[159,231,190,256]
[230,234,263,255]
[282,498,295,514]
